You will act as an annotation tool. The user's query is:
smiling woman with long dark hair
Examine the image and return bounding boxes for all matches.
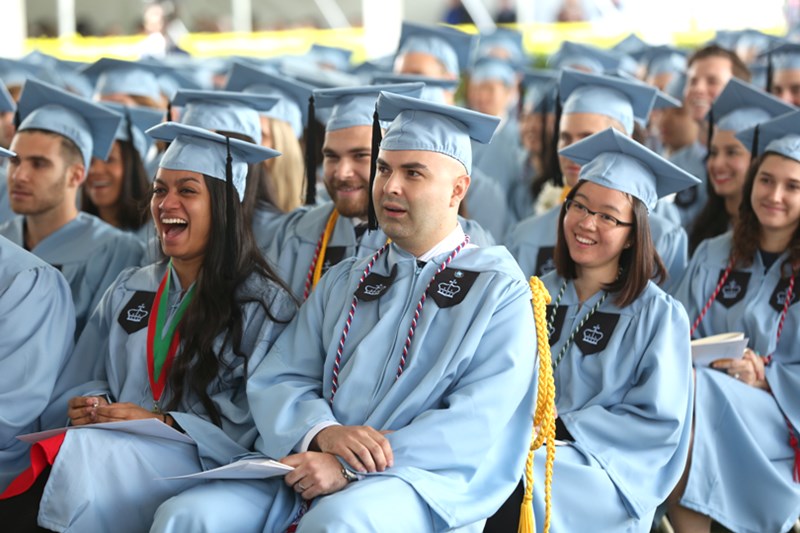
[0,122,296,532]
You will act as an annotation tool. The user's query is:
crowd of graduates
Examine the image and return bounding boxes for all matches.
[0,19,799,533]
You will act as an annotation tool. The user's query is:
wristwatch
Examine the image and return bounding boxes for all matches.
[341,466,359,483]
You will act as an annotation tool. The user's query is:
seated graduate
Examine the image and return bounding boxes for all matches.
[0,147,76,496]
[0,83,18,224]
[150,91,538,533]
[506,69,690,292]
[2,123,296,532]
[81,103,164,242]
[0,80,145,338]
[669,110,800,533]
[530,128,697,532]
[687,79,794,255]
[265,82,494,301]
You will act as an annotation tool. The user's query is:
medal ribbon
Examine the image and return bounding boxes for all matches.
[147,263,196,406]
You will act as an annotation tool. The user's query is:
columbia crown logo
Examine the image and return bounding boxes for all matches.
[363,283,386,297]
[127,304,149,323]
[777,288,795,306]
[437,279,461,299]
[540,258,556,274]
[722,280,742,299]
[582,324,604,346]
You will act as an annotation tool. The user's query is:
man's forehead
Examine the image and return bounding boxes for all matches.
[378,148,463,172]
[11,130,63,152]
[323,125,373,152]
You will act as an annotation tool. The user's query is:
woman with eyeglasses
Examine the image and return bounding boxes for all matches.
[668,111,800,533]
[528,128,698,532]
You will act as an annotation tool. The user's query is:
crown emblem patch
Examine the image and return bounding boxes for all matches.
[575,312,619,355]
[428,268,479,308]
[770,277,799,312]
[117,290,156,334]
[536,247,556,277]
[355,264,397,302]
[716,270,750,308]
[127,303,149,323]
[581,324,604,345]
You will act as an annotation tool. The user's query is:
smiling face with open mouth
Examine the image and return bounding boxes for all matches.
[86,141,124,212]
[322,125,373,219]
[151,168,212,268]
[563,182,634,277]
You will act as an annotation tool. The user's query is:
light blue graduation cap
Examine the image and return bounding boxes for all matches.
[469,56,517,87]
[396,22,476,76]
[17,79,123,170]
[81,58,171,103]
[371,73,458,104]
[736,109,800,161]
[709,78,794,134]
[102,102,164,160]
[224,61,314,139]
[548,42,622,74]
[477,27,525,64]
[604,68,680,113]
[0,58,40,88]
[664,72,687,102]
[560,69,657,135]
[0,82,15,113]
[173,90,279,145]
[351,55,395,83]
[521,68,559,113]
[146,122,281,201]
[613,34,649,59]
[559,127,701,212]
[308,44,354,71]
[21,51,93,98]
[377,91,500,174]
[643,46,688,77]
[280,57,361,89]
[0,147,14,158]
[314,83,425,132]
[767,42,800,72]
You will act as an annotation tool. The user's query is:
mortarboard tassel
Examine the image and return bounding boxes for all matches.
[304,95,317,206]
[367,105,382,231]
[550,91,564,188]
[766,53,774,94]
[750,124,760,160]
[124,109,143,201]
[224,136,236,281]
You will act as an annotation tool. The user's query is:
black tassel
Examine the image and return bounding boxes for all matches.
[224,136,236,281]
[367,105,382,231]
[304,95,317,205]
[704,108,714,185]
[125,109,143,200]
[13,109,20,130]
[551,89,564,188]
[767,53,774,94]
[750,124,760,160]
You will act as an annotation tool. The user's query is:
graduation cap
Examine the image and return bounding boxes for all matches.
[396,22,477,76]
[308,44,354,72]
[147,121,282,279]
[642,46,688,78]
[612,34,649,59]
[736,109,800,161]
[17,79,123,170]
[560,69,657,135]
[371,73,459,104]
[559,127,701,211]
[663,72,687,102]
[0,82,15,113]
[101,102,164,160]
[521,69,559,113]
[710,78,794,134]
[0,147,14,158]
[81,58,172,103]
[369,91,500,228]
[477,27,525,64]
[766,42,800,72]
[173,90,279,146]
[224,61,314,139]
[547,42,622,74]
[279,58,361,89]
[314,83,425,132]
[0,58,41,88]
[146,122,280,202]
[351,55,396,82]
[469,56,517,87]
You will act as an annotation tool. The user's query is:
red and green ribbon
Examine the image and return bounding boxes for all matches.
[147,262,195,409]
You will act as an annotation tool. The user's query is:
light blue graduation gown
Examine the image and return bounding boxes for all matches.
[265,202,495,299]
[667,141,707,230]
[36,262,296,533]
[0,163,14,224]
[251,199,293,252]
[532,273,693,532]
[153,244,538,533]
[470,116,524,198]
[0,213,145,337]
[0,237,75,492]
[463,168,510,242]
[505,204,690,292]
[673,232,800,533]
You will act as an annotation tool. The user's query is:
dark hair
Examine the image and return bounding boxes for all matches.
[162,175,296,425]
[687,45,751,83]
[554,181,667,307]
[81,139,150,231]
[20,128,83,168]
[732,153,800,274]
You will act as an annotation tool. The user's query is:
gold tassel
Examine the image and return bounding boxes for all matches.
[519,276,557,533]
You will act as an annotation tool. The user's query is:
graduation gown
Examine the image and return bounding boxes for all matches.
[36,262,296,533]
[0,213,145,337]
[463,168,510,242]
[265,202,495,299]
[0,164,14,225]
[152,242,538,533]
[251,199,293,252]
[0,237,75,492]
[673,232,800,533]
[470,116,524,198]
[532,273,693,532]
[667,141,707,230]
[505,204,690,292]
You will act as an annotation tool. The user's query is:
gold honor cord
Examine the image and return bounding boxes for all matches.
[519,276,556,533]
[312,210,340,291]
